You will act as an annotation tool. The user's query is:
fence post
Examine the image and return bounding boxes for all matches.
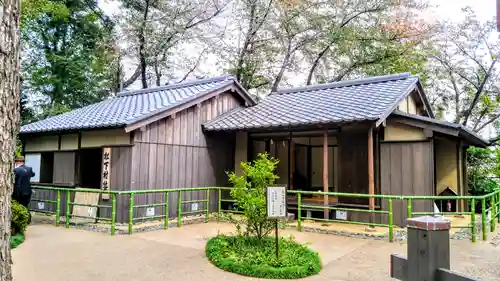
[497,192,500,223]
[491,194,496,232]
[111,193,116,236]
[388,199,393,243]
[128,193,134,234]
[217,189,221,222]
[177,191,182,227]
[205,189,210,223]
[482,198,487,241]
[471,198,476,243]
[164,191,169,229]
[65,190,70,228]
[407,198,412,219]
[297,193,302,232]
[56,190,61,227]
[390,216,477,281]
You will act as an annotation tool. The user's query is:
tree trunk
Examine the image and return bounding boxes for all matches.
[0,0,21,278]
[138,0,150,89]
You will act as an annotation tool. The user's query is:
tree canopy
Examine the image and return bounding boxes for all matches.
[17,0,500,137]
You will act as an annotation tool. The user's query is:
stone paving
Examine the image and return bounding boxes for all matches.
[12,222,500,281]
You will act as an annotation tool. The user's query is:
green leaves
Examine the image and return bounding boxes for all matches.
[467,146,500,196]
[21,0,117,117]
[226,153,280,240]
[11,201,30,235]
[205,235,322,279]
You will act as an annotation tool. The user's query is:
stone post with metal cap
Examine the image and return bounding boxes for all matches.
[391,216,478,281]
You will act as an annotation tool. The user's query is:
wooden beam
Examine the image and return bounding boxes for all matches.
[323,129,329,219]
[391,117,459,137]
[368,126,375,225]
[289,134,294,190]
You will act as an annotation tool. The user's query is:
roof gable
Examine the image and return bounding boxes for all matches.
[20,76,254,134]
[389,111,488,147]
[204,73,421,131]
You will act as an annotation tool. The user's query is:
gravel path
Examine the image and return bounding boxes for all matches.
[12,223,500,281]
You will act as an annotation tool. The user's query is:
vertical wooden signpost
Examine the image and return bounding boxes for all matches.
[101,147,112,200]
[266,184,287,260]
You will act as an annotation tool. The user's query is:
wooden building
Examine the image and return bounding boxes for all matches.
[203,73,488,226]
[19,76,255,222]
[20,73,488,226]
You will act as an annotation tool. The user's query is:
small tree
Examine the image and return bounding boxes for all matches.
[467,146,499,196]
[227,152,279,240]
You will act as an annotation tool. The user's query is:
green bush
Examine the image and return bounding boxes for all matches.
[206,235,321,279]
[11,200,29,235]
[10,234,25,249]
[226,152,280,240]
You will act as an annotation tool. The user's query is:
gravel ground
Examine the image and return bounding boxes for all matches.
[12,222,500,281]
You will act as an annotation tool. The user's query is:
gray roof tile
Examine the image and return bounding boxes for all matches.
[21,76,246,134]
[204,73,419,131]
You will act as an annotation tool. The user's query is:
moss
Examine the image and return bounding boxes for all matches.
[206,235,321,279]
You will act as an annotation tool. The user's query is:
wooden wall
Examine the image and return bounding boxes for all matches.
[384,121,426,141]
[337,132,369,204]
[24,129,131,152]
[52,152,75,185]
[380,141,434,226]
[29,147,132,223]
[97,146,132,222]
[129,91,242,219]
[435,137,459,195]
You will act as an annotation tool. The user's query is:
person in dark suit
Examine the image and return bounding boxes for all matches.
[13,157,35,208]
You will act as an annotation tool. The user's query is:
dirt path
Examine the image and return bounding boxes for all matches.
[12,223,500,281]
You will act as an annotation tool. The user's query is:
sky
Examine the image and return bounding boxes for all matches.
[99,0,498,137]
[430,0,495,21]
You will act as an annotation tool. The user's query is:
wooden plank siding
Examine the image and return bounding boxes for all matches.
[29,151,76,216]
[29,147,132,223]
[338,132,369,204]
[130,91,242,219]
[380,141,434,226]
[97,146,132,223]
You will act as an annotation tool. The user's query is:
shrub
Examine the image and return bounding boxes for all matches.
[11,200,29,235]
[226,152,280,240]
[206,235,321,279]
[10,234,25,249]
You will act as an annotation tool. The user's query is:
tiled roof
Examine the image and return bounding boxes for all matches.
[21,76,250,134]
[203,73,420,131]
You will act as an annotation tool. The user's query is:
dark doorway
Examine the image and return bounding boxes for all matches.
[78,148,102,188]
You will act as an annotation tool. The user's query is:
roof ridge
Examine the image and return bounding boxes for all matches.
[274,73,414,95]
[117,75,236,97]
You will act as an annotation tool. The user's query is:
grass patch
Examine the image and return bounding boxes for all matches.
[206,235,321,279]
[11,234,25,249]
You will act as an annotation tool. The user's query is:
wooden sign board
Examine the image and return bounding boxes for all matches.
[266,185,287,219]
[101,147,112,200]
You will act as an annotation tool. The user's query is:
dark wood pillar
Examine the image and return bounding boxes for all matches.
[368,126,375,224]
[323,129,329,219]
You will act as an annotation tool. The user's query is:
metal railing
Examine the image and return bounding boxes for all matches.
[288,190,397,242]
[29,186,500,242]
[123,188,213,234]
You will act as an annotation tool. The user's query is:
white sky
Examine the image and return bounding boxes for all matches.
[429,0,495,22]
[99,0,498,137]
